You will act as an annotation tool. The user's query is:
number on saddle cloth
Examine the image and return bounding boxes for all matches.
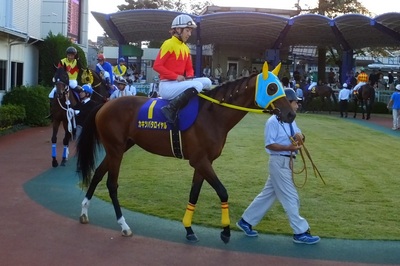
[137,97,200,131]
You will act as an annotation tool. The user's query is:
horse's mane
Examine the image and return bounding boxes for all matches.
[201,74,257,104]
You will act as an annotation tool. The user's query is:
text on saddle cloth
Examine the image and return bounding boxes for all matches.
[137,97,199,131]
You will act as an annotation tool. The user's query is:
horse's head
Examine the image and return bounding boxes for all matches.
[53,65,69,98]
[255,62,296,123]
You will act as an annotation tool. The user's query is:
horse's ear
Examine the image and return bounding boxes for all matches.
[261,62,269,80]
[272,62,281,77]
[53,64,57,70]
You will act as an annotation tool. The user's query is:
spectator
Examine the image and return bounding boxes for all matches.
[203,64,211,78]
[214,64,223,84]
[338,83,351,118]
[109,77,133,100]
[387,84,400,130]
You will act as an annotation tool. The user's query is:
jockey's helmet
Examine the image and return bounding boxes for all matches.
[171,15,197,29]
[285,88,300,102]
[119,57,125,63]
[66,46,77,55]
[81,84,93,95]
[97,54,105,61]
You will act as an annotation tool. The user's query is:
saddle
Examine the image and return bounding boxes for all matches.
[137,97,199,131]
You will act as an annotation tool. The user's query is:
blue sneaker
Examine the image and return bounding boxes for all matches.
[293,230,320,244]
[236,218,258,237]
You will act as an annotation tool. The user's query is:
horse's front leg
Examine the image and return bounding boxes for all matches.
[51,121,60,167]
[183,167,231,244]
[60,119,72,166]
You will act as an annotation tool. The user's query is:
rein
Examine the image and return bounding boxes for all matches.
[198,93,276,114]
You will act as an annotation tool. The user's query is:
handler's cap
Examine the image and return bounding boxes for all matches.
[396,84,400,91]
[285,88,301,101]
[342,83,348,88]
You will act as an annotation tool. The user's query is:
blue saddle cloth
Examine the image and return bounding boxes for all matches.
[137,97,199,131]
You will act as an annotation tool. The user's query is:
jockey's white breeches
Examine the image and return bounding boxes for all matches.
[159,77,212,100]
[49,79,78,98]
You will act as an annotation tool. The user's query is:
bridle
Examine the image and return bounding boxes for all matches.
[55,82,76,135]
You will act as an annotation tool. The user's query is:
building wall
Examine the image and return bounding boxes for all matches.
[0,0,89,104]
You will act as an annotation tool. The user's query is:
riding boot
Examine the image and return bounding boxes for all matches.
[162,88,198,123]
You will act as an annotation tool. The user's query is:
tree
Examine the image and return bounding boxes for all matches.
[38,32,87,87]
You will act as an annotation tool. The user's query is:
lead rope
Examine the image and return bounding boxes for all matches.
[57,91,76,136]
[280,122,326,188]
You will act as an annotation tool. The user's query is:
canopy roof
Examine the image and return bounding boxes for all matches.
[92,9,400,55]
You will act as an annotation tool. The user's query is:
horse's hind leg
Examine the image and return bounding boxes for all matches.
[80,158,109,224]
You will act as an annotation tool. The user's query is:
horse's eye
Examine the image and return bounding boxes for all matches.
[267,83,278,96]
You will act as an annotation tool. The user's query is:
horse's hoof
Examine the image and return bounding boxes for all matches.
[61,159,67,166]
[220,232,230,244]
[121,229,133,237]
[186,234,199,243]
[52,160,58,168]
[79,214,89,224]
[220,227,231,244]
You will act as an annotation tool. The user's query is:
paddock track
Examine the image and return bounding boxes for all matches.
[0,114,399,266]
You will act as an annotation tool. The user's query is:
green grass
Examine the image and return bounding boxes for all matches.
[93,113,400,240]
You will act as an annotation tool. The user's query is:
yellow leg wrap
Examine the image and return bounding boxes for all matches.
[182,203,196,227]
[221,202,230,227]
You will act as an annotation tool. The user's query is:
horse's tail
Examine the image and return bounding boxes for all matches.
[76,104,104,187]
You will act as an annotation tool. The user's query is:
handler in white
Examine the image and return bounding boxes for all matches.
[236,89,320,245]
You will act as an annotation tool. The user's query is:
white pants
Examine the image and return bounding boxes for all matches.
[352,82,366,93]
[392,108,400,129]
[307,82,317,91]
[49,80,78,98]
[159,77,212,100]
[241,156,309,234]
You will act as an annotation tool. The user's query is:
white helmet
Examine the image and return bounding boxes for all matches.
[171,15,197,29]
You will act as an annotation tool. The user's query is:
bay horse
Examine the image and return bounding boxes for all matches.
[353,82,375,120]
[76,62,295,243]
[303,83,337,113]
[51,65,79,167]
[81,68,110,102]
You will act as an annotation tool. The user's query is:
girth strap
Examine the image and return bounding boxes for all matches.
[169,121,184,159]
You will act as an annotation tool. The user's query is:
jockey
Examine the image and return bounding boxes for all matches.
[307,69,318,91]
[95,54,114,93]
[48,46,80,99]
[153,14,212,123]
[113,57,127,78]
[352,67,369,95]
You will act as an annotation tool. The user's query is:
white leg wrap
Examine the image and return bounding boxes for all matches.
[117,216,130,231]
[81,197,90,216]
